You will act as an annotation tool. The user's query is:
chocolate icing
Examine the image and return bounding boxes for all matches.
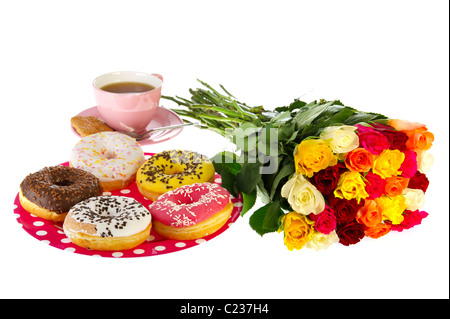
[20,166,103,214]
[139,150,211,189]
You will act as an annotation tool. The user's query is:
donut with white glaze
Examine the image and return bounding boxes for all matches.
[149,182,233,240]
[70,132,146,191]
[63,196,152,251]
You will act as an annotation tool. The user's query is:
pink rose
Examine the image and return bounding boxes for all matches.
[356,124,391,155]
[364,172,386,199]
[389,210,429,232]
[400,150,418,178]
[309,205,337,235]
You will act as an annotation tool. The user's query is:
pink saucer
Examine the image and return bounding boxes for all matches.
[71,106,184,145]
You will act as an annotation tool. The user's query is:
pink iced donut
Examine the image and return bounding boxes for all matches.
[149,182,233,240]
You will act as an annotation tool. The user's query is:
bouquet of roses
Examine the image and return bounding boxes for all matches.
[164,81,434,251]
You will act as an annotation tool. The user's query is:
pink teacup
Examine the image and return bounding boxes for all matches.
[93,71,163,133]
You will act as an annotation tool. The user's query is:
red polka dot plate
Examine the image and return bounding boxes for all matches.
[13,153,243,258]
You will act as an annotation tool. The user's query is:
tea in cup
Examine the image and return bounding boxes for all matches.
[93,71,163,133]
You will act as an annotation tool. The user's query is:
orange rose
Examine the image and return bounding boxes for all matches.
[344,147,374,172]
[385,176,409,197]
[388,119,434,151]
[388,119,425,131]
[364,223,391,239]
[356,200,382,228]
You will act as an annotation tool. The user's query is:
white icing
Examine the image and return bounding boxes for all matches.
[65,196,151,238]
[70,132,145,183]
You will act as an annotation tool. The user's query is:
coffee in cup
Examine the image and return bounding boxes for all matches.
[93,71,163,133]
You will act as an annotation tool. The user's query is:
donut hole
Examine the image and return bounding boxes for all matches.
[174,196,195,205]
[49,175,73,187]
[171,191,203,206]
[103,152,116,160]
[54,179,72,187]
[162,163,186,176]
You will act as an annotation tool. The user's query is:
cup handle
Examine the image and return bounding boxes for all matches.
[152,73,164,83]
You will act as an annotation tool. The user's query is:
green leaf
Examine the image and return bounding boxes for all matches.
[344,111,388,125]
[300,107,356,137]
[256,179,270,204]
[288,99,307,111]
[249,202,283,236]
[211,151,241,176]
[277,120,296,142]
[216,169,239,197]
[293,100,334,131]
[262,201,283,232]
[241,189,257,216]
[269,161,295,200]
[236,161,261,194]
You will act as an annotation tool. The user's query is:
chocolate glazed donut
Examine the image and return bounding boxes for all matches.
[19,166,103,222]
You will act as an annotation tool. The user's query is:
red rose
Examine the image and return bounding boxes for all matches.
[328,195,364,224]
[309,164,343,195]
[336,221,366,246]
[364,171,386,199]
[400,150,418,178]
[308,205,337,235]
[389,210,429,232]
[408,171,430,193]
[356,124,391,155]
[382,130,408,151]
[370,123,409,151]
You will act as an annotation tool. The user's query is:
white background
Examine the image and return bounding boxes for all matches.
[1,0,448,299]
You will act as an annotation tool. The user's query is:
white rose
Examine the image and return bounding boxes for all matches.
[417,150,434,173]
[305,231,339,251]
[320,125,359,154]
[403,188,425,211]
[281,173,325,215]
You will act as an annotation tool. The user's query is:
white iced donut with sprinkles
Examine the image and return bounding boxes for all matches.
[63,196,152,251]
[70,131,145,191]
[149,182,233,240]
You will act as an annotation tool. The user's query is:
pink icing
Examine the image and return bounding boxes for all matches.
[149,183,230,227]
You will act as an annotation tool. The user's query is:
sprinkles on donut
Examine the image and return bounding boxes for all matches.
[63,195,152,251]
[149,182,233,240]
[70,131,146,191]
[136,149,215,201]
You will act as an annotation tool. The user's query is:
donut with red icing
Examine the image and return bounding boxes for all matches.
[148,182,233,240]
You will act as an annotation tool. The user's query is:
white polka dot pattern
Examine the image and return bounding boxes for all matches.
[13,154,243,258]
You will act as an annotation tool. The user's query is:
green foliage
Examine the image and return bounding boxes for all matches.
[165,80,389,236]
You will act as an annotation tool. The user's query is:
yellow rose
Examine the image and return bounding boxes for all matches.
[280,212,314,251]
[372,149,405,179]
[294,139,338,177]
[375,195,406,225]
[334,171,369,203]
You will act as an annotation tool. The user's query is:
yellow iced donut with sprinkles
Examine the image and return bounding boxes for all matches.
[70,132,146,191]
[136,149,215,201]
